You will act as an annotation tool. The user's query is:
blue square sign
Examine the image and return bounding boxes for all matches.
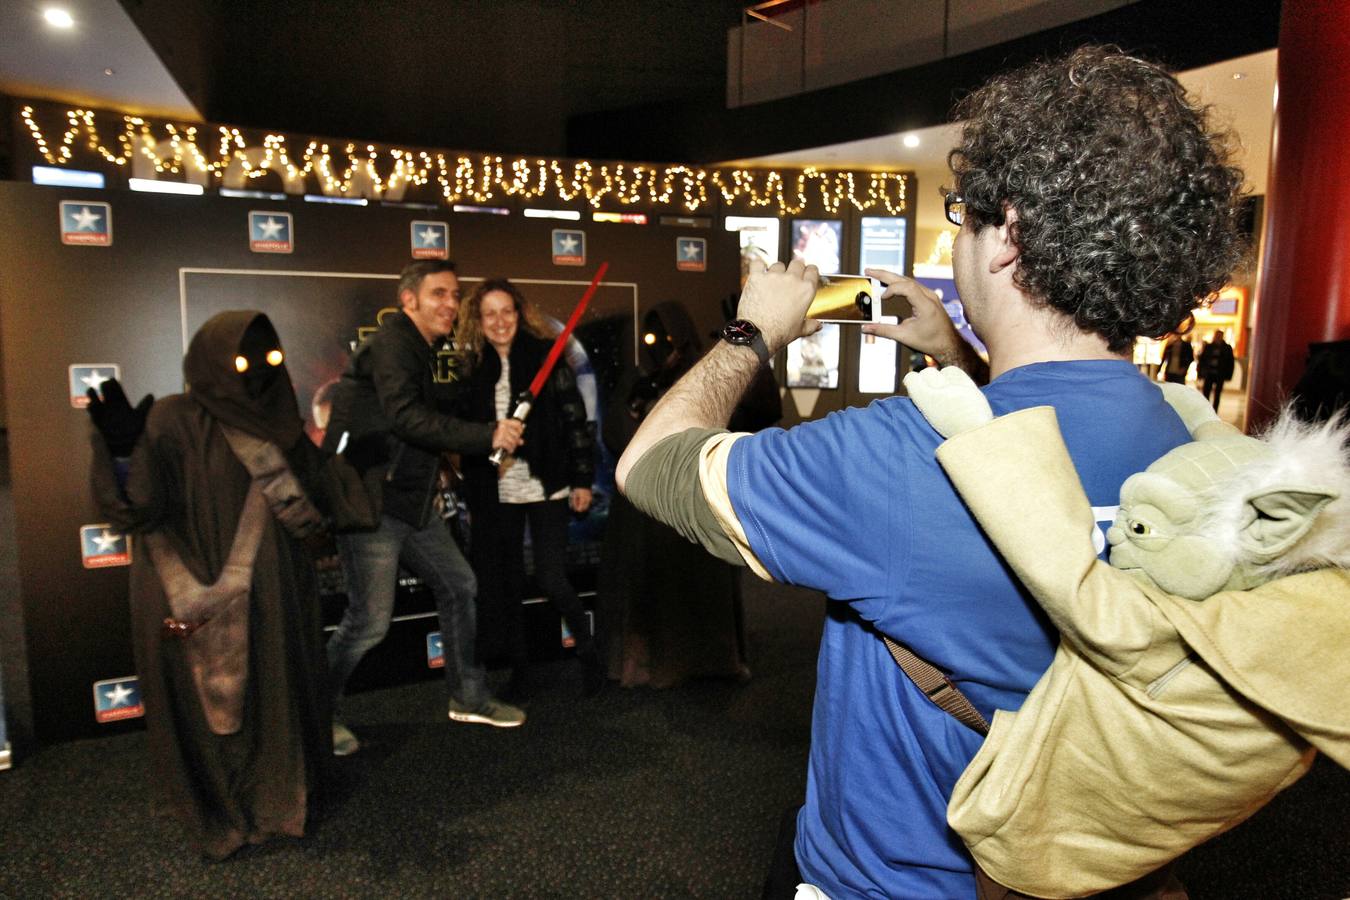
[249,210,294,253]
[552,229,585,266]
[676,237,707,272]
[81,524,132,569]
[426,631,444,669]
[93,676,144,723]
[69,363,120,409]
[60,200,112,246]
[411,221,449,259]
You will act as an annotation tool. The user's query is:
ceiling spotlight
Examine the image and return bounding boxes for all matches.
[103,67,116,76]
[43,7,75,28]
[1232,72,1247,80]
[902,134,920,149]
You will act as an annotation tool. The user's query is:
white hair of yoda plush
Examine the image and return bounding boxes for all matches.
[906,367,1350,597]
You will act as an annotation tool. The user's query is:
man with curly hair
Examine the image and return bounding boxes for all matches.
[614,46,1246,898]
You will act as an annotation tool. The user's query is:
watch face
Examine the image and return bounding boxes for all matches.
[723,319,758,345]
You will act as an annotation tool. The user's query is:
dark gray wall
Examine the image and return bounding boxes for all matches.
[0,180,743,744]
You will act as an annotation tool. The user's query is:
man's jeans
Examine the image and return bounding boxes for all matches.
[328,514,488,710]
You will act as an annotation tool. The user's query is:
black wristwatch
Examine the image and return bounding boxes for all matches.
[719,319,771,366]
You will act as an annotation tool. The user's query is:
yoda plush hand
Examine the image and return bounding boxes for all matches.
[906,371,1350,899]
[901,366,991,438]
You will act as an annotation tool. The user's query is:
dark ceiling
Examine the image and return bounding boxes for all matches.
[117,0,1281,165]
[118,0,746,157]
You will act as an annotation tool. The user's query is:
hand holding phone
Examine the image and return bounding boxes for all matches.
[807,274,883,325]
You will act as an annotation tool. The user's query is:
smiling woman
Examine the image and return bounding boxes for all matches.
[457,279,603,699]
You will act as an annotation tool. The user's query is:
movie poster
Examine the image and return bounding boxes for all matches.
[790,219,843,275]
[178,270,636,579]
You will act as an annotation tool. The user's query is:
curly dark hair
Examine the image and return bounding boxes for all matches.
[949,45,1248,353]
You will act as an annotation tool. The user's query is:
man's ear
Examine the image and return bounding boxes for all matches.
[1238,485,1339,563]
[398,288,416,312]
[989,204,1021,273]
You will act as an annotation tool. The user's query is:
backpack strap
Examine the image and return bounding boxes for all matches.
[882,635,990,736]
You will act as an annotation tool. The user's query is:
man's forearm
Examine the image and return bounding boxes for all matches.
[615,343,760,490]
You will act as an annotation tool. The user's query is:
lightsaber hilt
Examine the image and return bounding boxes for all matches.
[488,390,535,468]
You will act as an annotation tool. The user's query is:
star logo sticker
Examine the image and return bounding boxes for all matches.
[91,529,121,553]
[71,206,102,230]
[676,238,707,271]
[419,227,441,246]
[60,200,113,245]
[70,364,121,408]
[81,369,111,392]
[551,229,585,266]
[81,521,132,566]
[249,211,294,253]
[426,631,445,668]
[93,676,144,722]
[104,682,134,707]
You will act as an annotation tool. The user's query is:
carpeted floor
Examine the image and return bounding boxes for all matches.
[0,577,1347,898]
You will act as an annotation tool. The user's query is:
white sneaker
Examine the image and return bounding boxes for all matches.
[332,720,360,756]
[448,698,525,728]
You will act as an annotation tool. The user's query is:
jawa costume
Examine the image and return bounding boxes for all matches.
[89,311,372,860]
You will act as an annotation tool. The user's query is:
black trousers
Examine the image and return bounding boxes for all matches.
[472,498,592,667]
[1201,377,1225,411]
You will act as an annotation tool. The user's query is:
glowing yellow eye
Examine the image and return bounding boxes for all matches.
[234,355,249,373]
[643,332,657,345]
[266,349,284,366]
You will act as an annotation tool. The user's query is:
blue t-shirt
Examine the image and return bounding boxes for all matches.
[726,360,1191,899]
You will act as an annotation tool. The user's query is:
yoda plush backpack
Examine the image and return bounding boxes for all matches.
[898,368,1350,899]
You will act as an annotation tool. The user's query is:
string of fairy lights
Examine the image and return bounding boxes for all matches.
[21,105,910,216]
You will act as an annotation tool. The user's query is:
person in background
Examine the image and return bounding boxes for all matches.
[1159,331,1194,385]
[1197,328,1235,411]
[598,301,751,688]
[458,278,604,699]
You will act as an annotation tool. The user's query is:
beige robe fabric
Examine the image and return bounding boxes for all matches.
[935,407,1350,899]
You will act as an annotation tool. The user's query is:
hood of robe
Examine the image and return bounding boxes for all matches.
[184,310,303,448]
[640,300,703,376]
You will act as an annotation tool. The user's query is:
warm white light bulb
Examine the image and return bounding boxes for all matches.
[43,7,74,28]
[902,134,920,149]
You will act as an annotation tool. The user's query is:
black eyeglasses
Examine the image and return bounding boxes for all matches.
[944,192,966,227]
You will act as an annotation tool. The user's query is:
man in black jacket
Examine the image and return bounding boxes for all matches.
[1197,328,1236,412]
[325,261,526,754]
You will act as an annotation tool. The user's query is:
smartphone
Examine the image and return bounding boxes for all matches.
[807,274,883,324]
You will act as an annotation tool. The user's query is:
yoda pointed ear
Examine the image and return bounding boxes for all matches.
[1239,486,1340,564]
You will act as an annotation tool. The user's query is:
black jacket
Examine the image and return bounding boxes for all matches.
[460,331,594,509]
[325,310,493,528]
[1198,340,1235,382]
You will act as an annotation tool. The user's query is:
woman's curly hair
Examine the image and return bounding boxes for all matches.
[949,45,1249,353]
[457,277,550,360]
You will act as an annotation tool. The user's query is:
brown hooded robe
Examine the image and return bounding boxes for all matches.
[92,311,362,859]
[598,301,763,687]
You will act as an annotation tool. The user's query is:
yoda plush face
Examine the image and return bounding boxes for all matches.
[1106,433,1339,600]
[901,366,1349,603]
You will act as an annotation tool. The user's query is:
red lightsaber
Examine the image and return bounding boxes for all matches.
[489,261,609,467]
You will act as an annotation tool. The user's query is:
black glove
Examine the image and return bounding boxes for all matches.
[87,378,154,457]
